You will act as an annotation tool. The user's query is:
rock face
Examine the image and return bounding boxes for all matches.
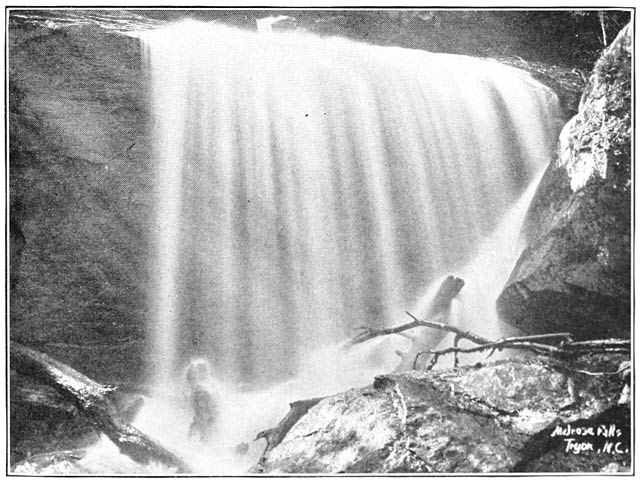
[9,19,153,383]
[252,358,630,474]
[496,24,631,340]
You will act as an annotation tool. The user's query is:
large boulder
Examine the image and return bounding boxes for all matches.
[251,358,630,473]
[496,24,631,340]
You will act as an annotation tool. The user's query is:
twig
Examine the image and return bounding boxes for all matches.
[351,320,423,345]
[351,300,629,372]
[452,334,461,368]
[410,312,492,344]
[560,339,631,351]
[570,367,629,377]
[352,311,491,346]
[414,335,629,370]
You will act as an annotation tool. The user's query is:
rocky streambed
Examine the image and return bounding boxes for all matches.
[11,352,631,474]
[252,356,630,473]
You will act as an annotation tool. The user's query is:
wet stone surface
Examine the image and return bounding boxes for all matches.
[252,358,630,474]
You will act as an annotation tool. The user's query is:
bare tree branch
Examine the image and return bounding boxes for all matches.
[348,273,629,372]
[413,334,630,370]
[256,397,324,455]
[351,275,464,345]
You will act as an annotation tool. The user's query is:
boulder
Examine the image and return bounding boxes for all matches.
[496,23,631,340]
[252,358,630,473]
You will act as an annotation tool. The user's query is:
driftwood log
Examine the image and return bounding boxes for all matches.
[255,397,324,456]
[10,342,190,473]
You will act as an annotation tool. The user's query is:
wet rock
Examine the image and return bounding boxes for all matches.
[12,449,89,475]
[497,23,631,340]
[252,358,630,473]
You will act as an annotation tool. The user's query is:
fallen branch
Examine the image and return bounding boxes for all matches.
[559,339,632,353]
[351,275,464,345]
[412,332,630,370]
[10,342,190,473]
[40,338,143,349]
[403,311,492,346]
[348,276,629,373]
[256,397,324,455]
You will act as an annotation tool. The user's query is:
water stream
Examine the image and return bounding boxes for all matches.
[105,20,563,473]
[142,20,560,386]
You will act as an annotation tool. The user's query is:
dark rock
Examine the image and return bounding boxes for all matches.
[497,23,631,340]
[9,207,26,292]
[251,358,630,473]
[492,58,587,121]
[9,19,152,384]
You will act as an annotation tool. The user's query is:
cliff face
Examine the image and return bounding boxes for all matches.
[497,24,631,340]
[9,20,154,383]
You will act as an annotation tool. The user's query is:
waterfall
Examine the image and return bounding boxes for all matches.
[141,21,561,389]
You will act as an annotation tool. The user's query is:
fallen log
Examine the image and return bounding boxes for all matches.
[10,371,144,426]
[10,342,189,473]
[424,275,466,318]
[351,275,464,345]
[255,397,324,455]
[10,375,78,415]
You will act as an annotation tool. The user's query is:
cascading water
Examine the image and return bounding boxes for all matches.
[142,21,560,388]
[122,20,562,473]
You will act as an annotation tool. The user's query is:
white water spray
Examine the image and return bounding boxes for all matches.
[142,21,560,387]
[131,20,562,473]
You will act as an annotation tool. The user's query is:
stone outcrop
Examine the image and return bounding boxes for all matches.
[9,19,152,383]
[497,23,631,340]
[252,357,630,473]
